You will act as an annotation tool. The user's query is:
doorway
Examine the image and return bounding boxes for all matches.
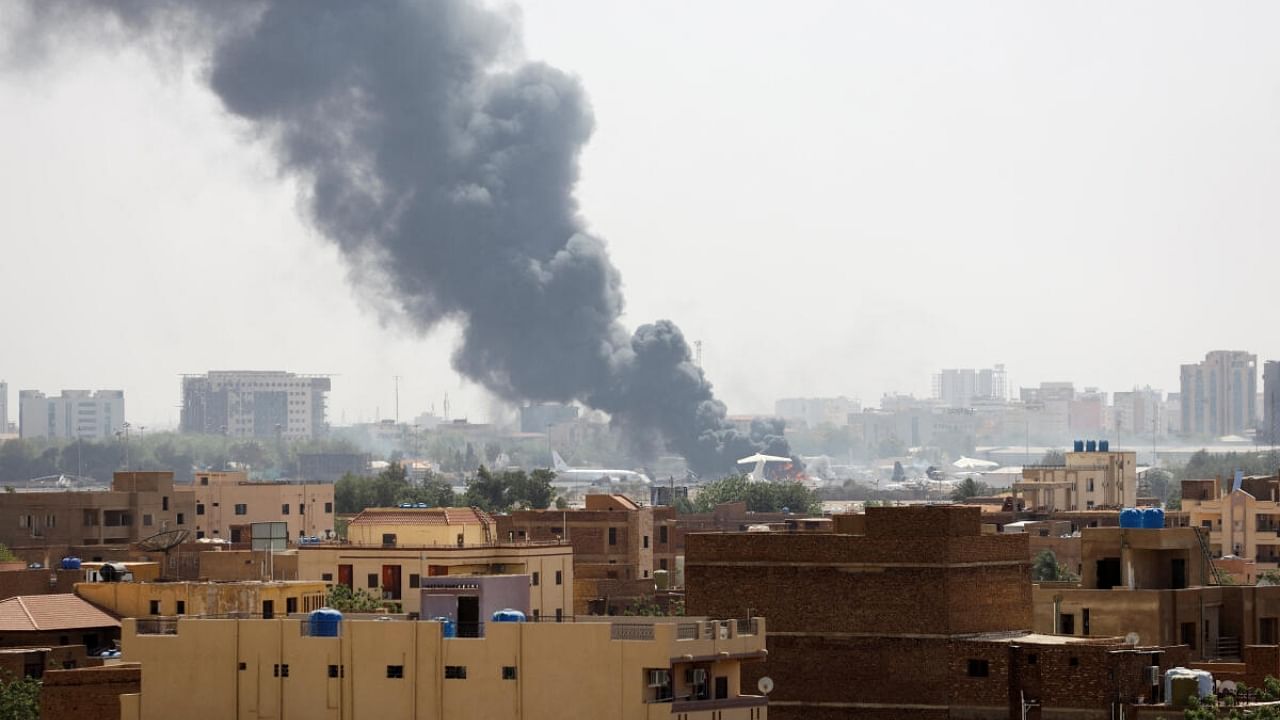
[458,595,480,637]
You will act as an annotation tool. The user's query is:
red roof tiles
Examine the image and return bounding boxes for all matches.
[0,594,120,632]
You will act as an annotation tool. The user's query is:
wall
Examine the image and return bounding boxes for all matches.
[0,569,80,600]
[40,663,141,720]
[75,580,328,618]
[192,472,335,541]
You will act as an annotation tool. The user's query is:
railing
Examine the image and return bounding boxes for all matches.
[676,622,699,640]
[610,623,656,641]
[735,618,760,636]
[135,618,178,635]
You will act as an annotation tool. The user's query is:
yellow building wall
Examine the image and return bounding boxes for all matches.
[120,617,767,720]
[76,580,327,618]
[347,520,490,547]
[193,474,335,541]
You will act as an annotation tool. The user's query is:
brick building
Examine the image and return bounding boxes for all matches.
[686,505,1187,718]
[191,470,335,542]
[40,663,141,720]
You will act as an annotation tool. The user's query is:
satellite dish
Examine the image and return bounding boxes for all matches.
[136,529,190,552]
[1125,632,1140,646]
[757,677,774,695]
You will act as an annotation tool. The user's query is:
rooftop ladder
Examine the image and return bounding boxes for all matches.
[1195,526,1227,585]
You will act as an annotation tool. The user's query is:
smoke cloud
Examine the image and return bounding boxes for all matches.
[12,0,791,475]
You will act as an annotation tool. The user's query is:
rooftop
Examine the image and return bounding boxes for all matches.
[347,507,493,527]
[0,594,120,632]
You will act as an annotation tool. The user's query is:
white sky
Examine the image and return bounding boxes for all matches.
[2,1,1280,428]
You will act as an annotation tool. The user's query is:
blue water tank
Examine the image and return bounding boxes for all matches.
[1119,508,1143,529]
[309,608,343,637]
[1099,440,1110,452]
[1073,440,1085,452]
[1086,440,1098,453]
[491,609,526,623]
[433,617,457,637]
[1143,508,1165,529]
[60,557,81,570]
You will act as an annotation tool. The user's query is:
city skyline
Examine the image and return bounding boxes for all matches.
[5,2,1280,429]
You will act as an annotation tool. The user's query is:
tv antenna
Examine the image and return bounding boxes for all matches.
[135,529,190,580]
[757,677,774,695]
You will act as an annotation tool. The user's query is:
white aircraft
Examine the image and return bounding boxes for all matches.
[737,453,792,483]
[551,451,651,486]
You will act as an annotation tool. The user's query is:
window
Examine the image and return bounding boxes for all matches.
[234,504,247,515]
[1082,608,1091,636]
[445,666,467,679]
[967,659,989,678]
[532,572,540,586]
[1027,654,1037,665]
[286,597,298,614]
[196,531,205,540]
[162,496,169,511]
[143,514,153,527]
[324,502,333,514]
[502,666,517,680]
[382,533,397,546]
[176,601,185,615]
[659,559,668,571]
[299,504,305,514]
[196,504,205,516]
[328,665,343,678]
[643,535,649,549]
[555,608,563,622]
[282,504,290,515]
[409,574,420,589]
[273,664,289,678]
[17,515,28,528]
[176,513,185,525]
[45,514,56,528]
[608,527,617,545]
[385,665,405,680]
[321,573,333,582]
[1087,478,1095,492]
[555,570,563,585]
[149,600,160,615]
[659,526,668,544]
[368,574,378,589]
[200,477,209,486]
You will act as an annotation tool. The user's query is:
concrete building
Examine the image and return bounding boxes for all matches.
[1113,386,1168,439]
[180,370,331,439]
[77,579,328,619]
[773,396,860,428]
[1013,445,1137,512]
[497,494,661,615]
[18,389,124,440]
[1180,474,1280,566]
[1031,524,1280,664]
[298,452,371,483]
[191,470,335,542]
[1181,350,1257,438]
[344,506,494,548]
[1262,361,1280,445]
[0,471,194,550]
[932,365,1006,408]
[118,613,768,720]
[0,380,8,434]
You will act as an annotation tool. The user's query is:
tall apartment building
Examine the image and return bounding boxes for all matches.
[0,380,8,434]
[1014,444,1137,512]
[180,371,331,438]
[18,389,125,440]
[191,470,335,542]
[1262,361,1280,445]
[1113,386,1167,438]
[1180,350,1257,438]
[932,364,1006,408]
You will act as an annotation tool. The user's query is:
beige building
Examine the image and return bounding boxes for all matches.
[119,614,768,720]
[297,542,573,619]
[0,471,194,549]
[1013,447,1137,512]
[1181,475,1280,566]
[76,580,328,619]
[192,470,334,542]
[345,506,493,547]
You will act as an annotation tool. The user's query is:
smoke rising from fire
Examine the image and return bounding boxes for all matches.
[11,0,791,475]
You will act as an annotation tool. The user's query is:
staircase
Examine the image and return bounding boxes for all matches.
[1195,527,1227,585]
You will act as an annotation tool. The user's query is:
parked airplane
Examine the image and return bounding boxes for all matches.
[551,451,651,486]
[737,453,792,483]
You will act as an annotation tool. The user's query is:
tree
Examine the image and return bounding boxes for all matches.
[0,670,40,720]
[692,474,821,514]
[1141,468,1173,505]
[1039,449,1066,466]
[0,543,16,563]
[324,584,384,612]
[950,477,991,502]
[891,461,906,483]
[463,466,508,511]
[1031,549,1078,582]
[507,469,555,510]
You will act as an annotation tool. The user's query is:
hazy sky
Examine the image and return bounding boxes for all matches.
[3,1,1280,428]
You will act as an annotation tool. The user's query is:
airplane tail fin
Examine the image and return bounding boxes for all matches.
[551,451,569,472]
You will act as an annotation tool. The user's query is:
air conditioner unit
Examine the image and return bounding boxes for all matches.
[718,623,730,640]
[647,669,670,688]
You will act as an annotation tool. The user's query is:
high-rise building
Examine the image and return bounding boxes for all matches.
[18,389,125,440]
[0,380,8,434]
[1263,361,1280,445]
[932,364,1007,408]
[180,371,331,438]
[1180,351,1257,438]
[1112,386,1168,439]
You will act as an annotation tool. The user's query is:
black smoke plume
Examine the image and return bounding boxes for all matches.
[13,0,791,475]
